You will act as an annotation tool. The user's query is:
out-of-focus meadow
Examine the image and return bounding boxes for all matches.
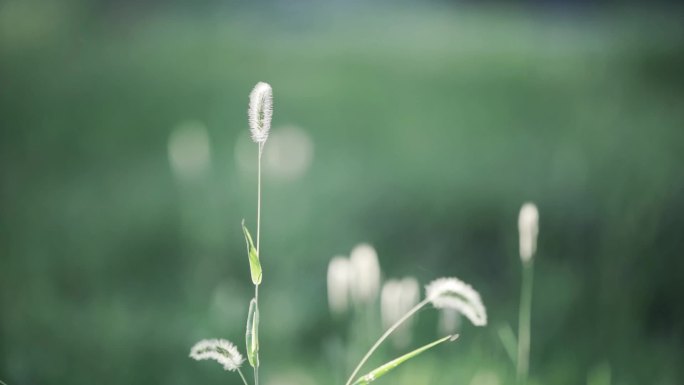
[1,1,683,384]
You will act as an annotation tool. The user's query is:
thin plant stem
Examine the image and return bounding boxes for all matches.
[253,143,264,385]
[344,297,431,385]
[237,368,250,385]
[257,144,263,263]
[517,260,534,385]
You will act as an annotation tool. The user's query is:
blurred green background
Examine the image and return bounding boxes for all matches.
[1,0,683,384]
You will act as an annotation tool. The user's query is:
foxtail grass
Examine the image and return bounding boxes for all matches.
[189,82,491,385]
[189,82,273,385]
[344,276,487,385]
[517,202,539,385]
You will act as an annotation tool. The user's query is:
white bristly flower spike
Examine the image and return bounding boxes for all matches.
[518,202,539,263]
[350,243,381,306]
[189,339,245,371]
[248,82,273,144]
[381,277,420,348]
[327,255,352,315]
[426,277,487,327]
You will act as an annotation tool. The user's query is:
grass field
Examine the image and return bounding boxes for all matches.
[1,2,683,384]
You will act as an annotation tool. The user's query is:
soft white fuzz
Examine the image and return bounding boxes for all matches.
[350,243,381,305]
[327,256,352,315]
[425,277,487,327]
[518,202,539,263]
[189,339,244,371]
[248,82,273,144]
[381,277,420,347]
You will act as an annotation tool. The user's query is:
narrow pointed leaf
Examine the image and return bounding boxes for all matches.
[352,335,458,385]
[497,323,518,365]
[242,220,262,285]
[245,298,260,368]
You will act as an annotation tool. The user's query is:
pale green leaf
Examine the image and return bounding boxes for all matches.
[245,298,259,368]
[242,220,262,285]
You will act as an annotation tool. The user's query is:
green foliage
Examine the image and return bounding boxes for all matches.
[245,298,260,368]
[0,3,683,385]
[352,335,458,385]
[242,221,262,285]
[497,324,518,365]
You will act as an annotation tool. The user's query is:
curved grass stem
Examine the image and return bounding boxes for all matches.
[237,368,250,385]
[344,298,431,385]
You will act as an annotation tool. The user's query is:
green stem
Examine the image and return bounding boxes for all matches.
[257,143,263,268]
[344,298,431,385]
[517,260,534,385]
[237,368,250,385]
[254,143,263,385]
[352,334,458,385]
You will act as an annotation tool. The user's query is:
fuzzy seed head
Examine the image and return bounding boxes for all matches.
[350,243,381,305]
[327,256,352,315]
[381,277,420,348]
[248,82,273,144]
[426,277,487,327]
[518,202,539,263]
[189,339,244,371]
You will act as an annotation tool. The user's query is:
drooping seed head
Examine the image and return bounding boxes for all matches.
[518,202,539,263]
[425,277,487,327]
[189,339,244,371]
[248,82,273,144]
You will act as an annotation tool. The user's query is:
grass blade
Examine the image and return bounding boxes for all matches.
[242,220,262,285]
[246,298,260,368]
[352,334,459,385]
[497,323,518,365]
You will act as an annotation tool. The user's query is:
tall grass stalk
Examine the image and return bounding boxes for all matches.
[248,82,273,385]
[252,142,263,385]
[189,82,272,385]
[516,202,539,385]
[517,259,533,384]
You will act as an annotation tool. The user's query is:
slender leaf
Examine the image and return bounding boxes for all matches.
[242,220,262,285]
[497,323,518,365]
[245,298,260,368]
[352,335,459,385]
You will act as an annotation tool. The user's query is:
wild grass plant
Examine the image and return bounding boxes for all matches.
[517,203,539,385]
[188,83,544,385]
[497,203,540,385]
[189,82,271,385]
